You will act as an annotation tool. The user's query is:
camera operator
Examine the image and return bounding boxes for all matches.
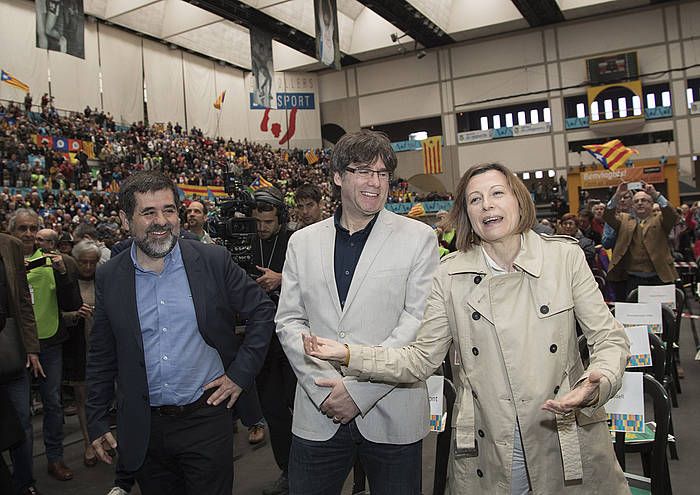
[251,187,295,495]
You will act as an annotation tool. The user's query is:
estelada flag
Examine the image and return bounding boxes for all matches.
[213,91,226,110]
[582,139,638,171]
[422,136,443,175]
[1,70,29,93]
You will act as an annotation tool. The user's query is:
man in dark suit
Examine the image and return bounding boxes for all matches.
[86,171,276,495]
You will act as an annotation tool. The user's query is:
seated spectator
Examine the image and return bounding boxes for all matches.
[558,213,596,268]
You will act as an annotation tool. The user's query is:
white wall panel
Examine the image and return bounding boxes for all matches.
[319,71,347,103]
[143,39,185,126]
[356,53,439,95]
[453,67,548,109]
[679,2,700,38]
[557,11,665,59]
[451,32,544,78]
[99,24,143,124]
[636,45,670,79]
[214,64,247,140]
[0,0,49,103]
[183,51,216,136]
[358,84,440,127]
[48,19,100,112]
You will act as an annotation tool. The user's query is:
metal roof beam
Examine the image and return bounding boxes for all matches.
[510,0,564,27]
[186,0,360,66]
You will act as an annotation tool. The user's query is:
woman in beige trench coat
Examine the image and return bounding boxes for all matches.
[304,163,631,494]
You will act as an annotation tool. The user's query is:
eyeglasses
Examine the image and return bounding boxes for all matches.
[345,166,391,181]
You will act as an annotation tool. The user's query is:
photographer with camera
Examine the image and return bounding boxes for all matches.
[8,208,82,487]
[250,186,295,495]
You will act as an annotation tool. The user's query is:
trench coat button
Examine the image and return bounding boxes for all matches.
[472,347,479,356]
[476,469,483,478]
[472,312,481,321]
[473,275,482,284]
[472,391,478,399]
[478,429,485,437]
[540,305,549,314]
[339,331,346,338]
[553,386,560,395]
[550,344,558,353]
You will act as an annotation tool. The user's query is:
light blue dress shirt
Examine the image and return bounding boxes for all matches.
[131,241,224,406]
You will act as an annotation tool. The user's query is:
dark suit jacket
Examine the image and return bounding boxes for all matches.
[0,234,38,353]
[86,239,275,471]
[603,205,679,283]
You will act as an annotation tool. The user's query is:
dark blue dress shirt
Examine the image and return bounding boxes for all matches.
[333,207,379,308]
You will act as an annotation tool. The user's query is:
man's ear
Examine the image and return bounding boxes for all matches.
[118,210,130,232]
[333,172,342,188]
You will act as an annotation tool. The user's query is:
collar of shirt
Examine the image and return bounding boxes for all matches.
[333,206,379,238]
[130,238,181,274]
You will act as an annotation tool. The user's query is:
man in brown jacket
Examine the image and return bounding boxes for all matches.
[0,232,42,495]
[603,181,679,300]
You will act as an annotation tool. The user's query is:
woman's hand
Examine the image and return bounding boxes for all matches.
[541,370,604,414]
[302,334,347,362]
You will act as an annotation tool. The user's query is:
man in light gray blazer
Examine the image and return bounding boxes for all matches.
[276,130,439,495]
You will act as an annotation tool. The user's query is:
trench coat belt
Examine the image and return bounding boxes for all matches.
[453,382,478,458]
[555,373,584,481]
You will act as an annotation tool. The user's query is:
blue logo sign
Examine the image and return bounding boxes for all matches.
[250,92,315,110]
[644,106,672,120]
[391,140,423,153]
[565,117,590,129]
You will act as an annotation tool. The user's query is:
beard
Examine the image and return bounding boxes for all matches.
[134,224,178,258]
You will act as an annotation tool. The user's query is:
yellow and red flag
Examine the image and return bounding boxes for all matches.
[213,90,226,110]
[407,203,426,218]
[422,136,443,174]
[582,139,638,171]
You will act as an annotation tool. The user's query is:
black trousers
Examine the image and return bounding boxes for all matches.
[135,401,234,495]
[257,334,296,475]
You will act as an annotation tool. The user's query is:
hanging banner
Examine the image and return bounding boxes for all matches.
[250,27,275,109]
[36,0,85,59]
[314,0,341,70]
[580,165,664,189]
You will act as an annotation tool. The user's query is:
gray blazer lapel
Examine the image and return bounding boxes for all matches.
[319,221,342,317]
[340,210,392,318]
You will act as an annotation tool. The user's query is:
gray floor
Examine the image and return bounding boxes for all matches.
[12,304,700,494]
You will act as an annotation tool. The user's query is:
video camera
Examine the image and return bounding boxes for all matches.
[206,174,258,275]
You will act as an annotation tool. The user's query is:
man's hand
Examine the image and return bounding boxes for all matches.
[77,303,95,319]
[204,374,242,409]
[541,370,604,414]
[642,181,659,200]
[255,266,282,292]
[46,252,66,275]
[316,378,360,424]
[91,431,117,464]
[26,353,45,378]
[613,182,629,200]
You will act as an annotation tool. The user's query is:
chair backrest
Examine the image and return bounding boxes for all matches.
[635,374,672,495]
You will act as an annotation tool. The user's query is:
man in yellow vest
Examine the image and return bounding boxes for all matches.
[9,208,82,485]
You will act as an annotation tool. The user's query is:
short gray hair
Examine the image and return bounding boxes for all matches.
[72,240,101,260]
[8,208,41,232]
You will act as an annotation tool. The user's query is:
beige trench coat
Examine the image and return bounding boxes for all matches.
[346,230,631,494]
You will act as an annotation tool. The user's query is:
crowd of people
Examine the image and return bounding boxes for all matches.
[0,95,695,495]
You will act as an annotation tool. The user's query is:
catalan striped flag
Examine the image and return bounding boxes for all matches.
[250,176,274,191]
[407,203,426,218]
[582,139,638,171]
[1,70,29,93]
[422,136,443,175]
[213,90,226,110]
[305,149,319,165]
